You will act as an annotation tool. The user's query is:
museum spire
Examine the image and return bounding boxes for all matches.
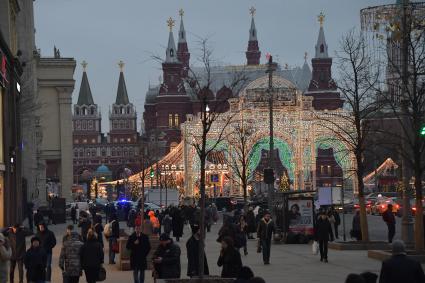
[77,60,95,106]
[177,9,190,77]
[165,17,178,63]
[115,60,130,105]
[315,12,329,58]
[246,6,261,65]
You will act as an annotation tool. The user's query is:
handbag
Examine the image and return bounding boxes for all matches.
[312,241,319,255]
[112,241,120,253]
[97,266,106,281]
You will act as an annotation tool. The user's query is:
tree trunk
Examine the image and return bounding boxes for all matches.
[414,165,424,251]
[198,137,207,278]
[357,162,370,242]
[141,176,145,230]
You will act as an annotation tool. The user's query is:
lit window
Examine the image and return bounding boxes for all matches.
[169,114,173,128]
[113,138,118,143]
[74,139,79,144]
[174,114,179,127]
[327,165,332,175]
[83,139,87,144]
[127,138,131,143]
[92,138,96,143]
[120,138,124,142]
[320,165,324,175]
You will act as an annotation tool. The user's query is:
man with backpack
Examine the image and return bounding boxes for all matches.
[104,214,119,264]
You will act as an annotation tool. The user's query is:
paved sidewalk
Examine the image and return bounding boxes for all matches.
[29,219,386,283]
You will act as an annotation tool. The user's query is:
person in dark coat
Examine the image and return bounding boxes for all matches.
[33,210,43,228]
[162,214,173,236]
[126,225,151,283]
[80,229,104,283]
[256,211,275,265]
[127,209,137,233]
[382,204,396,243]
[8,224,32,283]
[246,207,256,239]
[171,208,184,242]
[351,210,362,241]
[234,266,254,283]
[24,237,47,283]
[315,212,334,263]
[36,223,56,282]
[59,230,84,283]
[217,218,237,244]
[217,236,242,278]
[71,205,77,225]
[93,215,104,247]
[153,234,181,279]
[186,224,209,278]
[107,214,120,264]
[379,240,425,283]
[78,214,92,242]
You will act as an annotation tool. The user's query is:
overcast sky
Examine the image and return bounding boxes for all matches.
[34,0,394,131]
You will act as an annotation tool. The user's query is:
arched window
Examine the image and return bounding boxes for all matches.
[169,114,173,128]
[170,49,174,57]
[82,107,87,115]
[174,114,179,127]
[127,106,130,114]
[82,120,87,129]
[126,120,130,129]
[75,108,80,115]
[90,107,95,115]
[111,148,116,156]
[113,120,118,129]
[129,147,134,156]
[120,107,124,114]
[74,150,78,158]
[119,120,124,129]
[320,44,324,53]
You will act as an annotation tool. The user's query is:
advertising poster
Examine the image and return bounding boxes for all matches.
[287,198,314,235]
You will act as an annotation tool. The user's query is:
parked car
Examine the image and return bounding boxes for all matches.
[371,197,401,215]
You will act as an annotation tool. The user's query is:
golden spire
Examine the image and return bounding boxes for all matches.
[318,12,325,27]
[167,17,175,31]
[81,60,88,71]
[118,60,125,72]
[179,8,184,18]
[249,6,256,17]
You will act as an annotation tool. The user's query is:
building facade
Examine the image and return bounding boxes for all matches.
[72,62,141,185]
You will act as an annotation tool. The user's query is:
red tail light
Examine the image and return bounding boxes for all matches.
[381,205,385,209]
[412,207,417,211]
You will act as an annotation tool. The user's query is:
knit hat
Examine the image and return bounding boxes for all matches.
[392,240,407,255]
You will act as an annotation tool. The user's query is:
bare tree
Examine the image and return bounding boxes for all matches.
[137,142,155,226]
[376,1,425,250]
[317,29,380,242]
[185,37,248,277]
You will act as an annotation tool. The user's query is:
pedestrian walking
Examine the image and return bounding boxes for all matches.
[162,214,172,237]
[36,223,56,282]
[171,208,184,242]
[382,204,396,243]
[149,211,160,235]
[24,237,47,283]
[153,233,181,279]
[246,207,256,239]
[351,210,362,241]
[186,224,209,278]
[256,211,275,264]
[315,211,334,263]
[80,229,104,283]
[328,206,340,239]
[106,214,119,264]
[217,236,242,278]
[59,229,83,283]
[126,225,151,283]
[379,240,425,283]
[7,224,31,283]
[71,205,77,225]
[93,215,104,247]
[78,214,91,242]
[235,215,248,256]
[217,218,237,244]
[0,233,12,283]
[127,209,137,234]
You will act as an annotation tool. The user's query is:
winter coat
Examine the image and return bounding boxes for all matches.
[71,206,77,220]
[218,223,237,243]
[186,235,209,277]
[24,246,47,281]
[257,218,275,242]
[33,212,43,226]
[111,219,120,238]
[0,242,12,283]
[315,217,334,242]
[80,239,104,269]
[379,254,425,283]
[153,241,181,279]
[8,228,31,260]
[217,247,242,278]
[36,226,56,254]
[128,210,137,228]
[246,210,256,233]
[172,210,184,238]
[382,209,396,225]
[352,214,361,232]
[126,232,151,270]
[93,222,104,246]
[163,215,173,234]
[59,232,84,277]
[78,218,92,241]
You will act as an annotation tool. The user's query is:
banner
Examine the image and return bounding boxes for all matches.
[288,198,314,235]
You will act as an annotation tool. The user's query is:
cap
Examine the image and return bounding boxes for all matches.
[159,233,171,241]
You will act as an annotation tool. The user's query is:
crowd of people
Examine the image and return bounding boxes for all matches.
[0,201,425,283]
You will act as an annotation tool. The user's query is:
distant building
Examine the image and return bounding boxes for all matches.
[72,61,141,184]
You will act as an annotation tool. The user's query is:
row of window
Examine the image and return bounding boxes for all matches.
[74,147,138,158]
[112,120,133,130]
[74,120,96,131]
[74,138,97,144]
[75,137,135,145]
[75,107,96,116]
[168,114,179,128]
[113,106,132,115]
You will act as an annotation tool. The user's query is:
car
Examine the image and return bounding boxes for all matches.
[366,192,399,200]
[371,198,400,215]
[144,202,162,211]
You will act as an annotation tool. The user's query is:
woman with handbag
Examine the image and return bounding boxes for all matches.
[80,229,104,283]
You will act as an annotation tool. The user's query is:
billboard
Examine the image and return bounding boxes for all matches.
[287,198,314,235]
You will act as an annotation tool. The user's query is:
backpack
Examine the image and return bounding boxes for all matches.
[103,221,114,237]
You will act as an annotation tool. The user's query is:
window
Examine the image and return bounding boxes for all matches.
[120,138,124,142]
[170,48,174,57]
[88,120,93,130]
[127,107,130,114]
[113,121,118,129]
[74,139,79,144]
[101,148,106,157]
[124,149,128,156]
[90,107,95,115]
[320,165,324,175]
[174,114,179,127]
[127,138,131,143]
[117,148,121,156]
[91,149,96,156]
[113,138,118,143]
[91,138,96,144]
[74,150,78,158]
[83,139,87,144]
[79,149,83,157]
[76,121,81,130]
[169,114,173,128]
[119,120,124,129]
[126,120,130,129]
[75,108,80,115]
[112,148,116,156]
[328,165,332,176]
[129,147,134,156]
[82,120,87,129]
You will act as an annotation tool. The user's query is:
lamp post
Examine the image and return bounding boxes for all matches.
[266,54,277,210]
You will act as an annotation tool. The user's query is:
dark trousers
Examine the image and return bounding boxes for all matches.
[319,239,328,260]
[261,239,271,263]
[387,222,395,243]
[334,223,339,238]
[133,268,145,283]
[109,237,117,263]
[84,267,99,283]
[10,259,24,283]
[46,252,52,281]
[65,276,80,283]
